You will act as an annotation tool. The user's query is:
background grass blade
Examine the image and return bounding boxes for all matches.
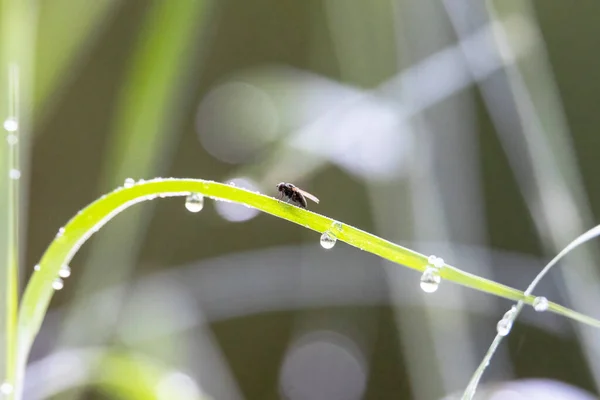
[56,0,211,351]
[1,0,36,397]
[27,347,212,400]
[34,0,121,118]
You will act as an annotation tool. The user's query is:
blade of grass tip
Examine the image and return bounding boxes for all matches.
[462,224,600,400]
[16,179,600,394]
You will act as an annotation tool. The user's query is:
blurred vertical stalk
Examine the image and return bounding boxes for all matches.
[58,0,210,344]
[33,0,121,118]
[1,63,19,400]
[55,0,215,398]
[0,0,36,398]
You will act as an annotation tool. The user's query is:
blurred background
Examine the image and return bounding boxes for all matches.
[2,0,600,399]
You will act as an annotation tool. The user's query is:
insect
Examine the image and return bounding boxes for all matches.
[276,182,320,209]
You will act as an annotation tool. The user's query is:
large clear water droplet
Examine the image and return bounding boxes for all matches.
[533,296,548,312]
[123,178,135,188]
[52,278,64,290]
[320,231,337,249]
[185,193,204,213]
[420,267,441,293]
[496,317,513,336]
[3,117,17,132]
[59,265,71,278]
[0,382,13,394]
[8,169,20,180]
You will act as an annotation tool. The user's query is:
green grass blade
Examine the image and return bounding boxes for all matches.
[1,66,19,398]
[1,0,36,394]
[16,178,600,391]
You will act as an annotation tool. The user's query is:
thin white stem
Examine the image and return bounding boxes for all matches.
[462,224,600,399]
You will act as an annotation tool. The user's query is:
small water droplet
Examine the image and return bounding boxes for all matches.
[137,179,145,184]
[6,133,17,145]
[52,278,64,290]
[229,181,236,186]
[420,267,441,293]
[432,257,445,269]
[3,118,17,132]
[503,305,517,320]
[0,382,13,394]
[8,169,20,179]
[59,265,71,278]
[331,221,343,232]
[34,264,40,271]
[427,255,437,264]
[185,193,204,213]
[56,227,65,238]
[496,317,513,336]
[123,178,135,188]
[320,231,337,249]
[533,296,548,312]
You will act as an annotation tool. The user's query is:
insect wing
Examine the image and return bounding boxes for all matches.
[296,188,320,204]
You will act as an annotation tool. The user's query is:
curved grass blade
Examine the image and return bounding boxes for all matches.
[16,178,600,396]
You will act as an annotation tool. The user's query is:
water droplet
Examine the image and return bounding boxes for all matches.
[229,181,236,186]
[503,305,517,320]
[34,264,40,271]
[432,257,445,269]
[496,317,513,336]
[331,221,343,232]
[3,118,17,132]
[52,278,64,290]
[533,296,548,312]
[320,231,337,249]
[420,267,441,293]
[427,255,437,264]
[137,179,145,184]
[6,133,17,145]
[8,169,20,179]
[56,227,65,238]
[185,193,204,213]
[0,382,13,394]
[123,178,135,188]
[59,265,71,278]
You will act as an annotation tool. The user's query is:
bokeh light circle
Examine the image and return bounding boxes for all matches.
[279,331,366,400]
[196,82,279,164]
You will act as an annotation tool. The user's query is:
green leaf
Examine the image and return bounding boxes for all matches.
[15,178,600,396]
